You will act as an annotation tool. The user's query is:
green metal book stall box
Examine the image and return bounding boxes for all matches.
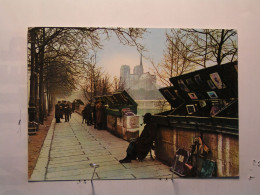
[98,91,140,141]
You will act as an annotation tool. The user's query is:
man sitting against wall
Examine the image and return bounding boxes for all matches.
[119,113,157,163]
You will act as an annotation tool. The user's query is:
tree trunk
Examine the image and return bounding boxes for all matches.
[34,53,39,122]
[39,28,45,124]
[28,29,36,122]
[217,30,225,65]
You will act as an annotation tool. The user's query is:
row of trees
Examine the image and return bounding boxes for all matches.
[152,29,238,86]
[28,27,146,123]
[28,28,237,123]
[79,54,122,102]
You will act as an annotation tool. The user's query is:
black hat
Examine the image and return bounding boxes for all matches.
[143,113,152,120]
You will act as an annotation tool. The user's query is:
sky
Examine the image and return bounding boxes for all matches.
[96,28,167,78]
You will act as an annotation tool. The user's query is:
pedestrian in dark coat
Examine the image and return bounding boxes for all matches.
[82,105,87,124]
[72,101,75,113]
[60,101,65,119]
[55,101,61,123]
[119,113,157,163]
[96,101,105,130]
[64,104,71,122]
[85,102,93,126]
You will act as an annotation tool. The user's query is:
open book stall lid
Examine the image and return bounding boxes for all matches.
[159,61,238,118]
[96,90,137,108]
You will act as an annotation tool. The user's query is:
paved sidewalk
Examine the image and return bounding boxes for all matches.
[30,113,175,181]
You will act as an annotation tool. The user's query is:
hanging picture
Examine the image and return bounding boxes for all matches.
[186,104,196,114]
[188,92,198,100]
[178,79,190,92]
[207,91,218,99]
[199,100,207,107]
[210,72,225,89]
[207,80,216,89]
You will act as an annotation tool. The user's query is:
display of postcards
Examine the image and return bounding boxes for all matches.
[186,104,196,114]
[188,92,198,100]
[210,72,226,89]
[207,80,216,89]
[199,100,207,108]
[178,79,190,92]
[194,74,203,85]
[186,78,196,89]
[164,89,176,100]
[210,104,222,116]
[207,91,218,99]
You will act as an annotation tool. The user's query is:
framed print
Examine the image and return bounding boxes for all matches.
[207,80,216,89]
[199,100,207,107]
[210,72,226,89]
[188,92,198,100]
[186,104,196,114]
[207,91,218,99]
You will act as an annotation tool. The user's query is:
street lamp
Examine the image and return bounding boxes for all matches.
[89,163,100,181]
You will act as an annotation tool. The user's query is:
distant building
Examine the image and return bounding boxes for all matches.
[119,54,161,100]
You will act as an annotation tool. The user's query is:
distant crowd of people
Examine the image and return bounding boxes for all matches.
[55,100,72,123]
[82,100,106,130]
[55,99,107,130]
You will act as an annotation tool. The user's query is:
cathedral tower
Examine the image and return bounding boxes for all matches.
[133,53,144,75]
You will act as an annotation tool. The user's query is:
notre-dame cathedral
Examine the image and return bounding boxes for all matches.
[119,54,162,100]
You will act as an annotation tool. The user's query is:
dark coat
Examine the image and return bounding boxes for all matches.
[55,104,61,119]
[64,104,71,115]
[135,122,157,160]
[85,103,92,118]
[96,102,105,124]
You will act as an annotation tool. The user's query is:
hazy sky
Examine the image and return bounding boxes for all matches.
[97,28,167,78]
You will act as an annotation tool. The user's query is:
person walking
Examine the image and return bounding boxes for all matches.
[85,101,93,126]
[55,101,61,123]
[64,103,71,122]
[60,101,65,119]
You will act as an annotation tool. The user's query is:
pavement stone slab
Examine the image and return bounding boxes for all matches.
[48,160,90,169]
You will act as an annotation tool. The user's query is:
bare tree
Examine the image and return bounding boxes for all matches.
[181,29,237,66]
[28,27,147,122]
[112,76,120,92]
[151,28,237,87]
[151,29,197,86]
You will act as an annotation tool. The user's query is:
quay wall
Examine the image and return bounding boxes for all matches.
[154,116,239,177]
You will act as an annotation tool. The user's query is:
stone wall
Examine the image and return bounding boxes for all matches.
[155,123,239,177]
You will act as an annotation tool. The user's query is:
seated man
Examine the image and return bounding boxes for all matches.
[119,113,157,163]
